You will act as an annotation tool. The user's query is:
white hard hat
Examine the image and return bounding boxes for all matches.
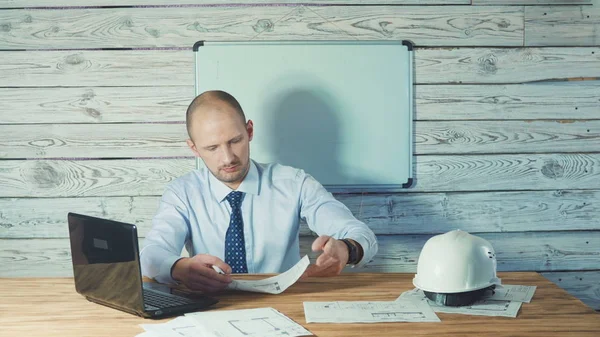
[413,230,501,295]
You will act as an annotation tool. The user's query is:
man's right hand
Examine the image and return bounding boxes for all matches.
[171,254,232,293]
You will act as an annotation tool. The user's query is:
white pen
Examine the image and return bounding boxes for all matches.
[212,265,226,275]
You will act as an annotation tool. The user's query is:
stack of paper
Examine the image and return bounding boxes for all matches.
[485,285,536,303]
[138,308,312,337]
[396,285,537,318]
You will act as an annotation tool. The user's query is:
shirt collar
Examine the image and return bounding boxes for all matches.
[210,160,260,203]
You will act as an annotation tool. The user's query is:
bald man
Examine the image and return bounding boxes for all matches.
[140,91,378,293]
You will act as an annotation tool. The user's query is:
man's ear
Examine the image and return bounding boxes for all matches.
[246,120,254,141]
[186,139,201,157]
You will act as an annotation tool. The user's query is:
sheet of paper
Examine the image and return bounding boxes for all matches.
[398,288,522,318]
[227,255,309,294]
[303,300,441,323]
[186,307,312,337]
[140,316,203,337]
[485,285,536,303]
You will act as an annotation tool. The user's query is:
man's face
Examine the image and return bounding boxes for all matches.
[187,103,253,189]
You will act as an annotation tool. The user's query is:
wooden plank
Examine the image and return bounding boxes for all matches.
[2,190,600,238]
[1,120,599,158]
[542,271,600,311]
[2,231,599,274]
[2,82,598,124]
[0,87,192,124]
[2,48,599,87]
[0,196,160,239]
[0,50,193,87]
[525,6,600,46]
[412,154,600,192]
[334,190,600,235]
[331,232,600,273]
[1,239,76,277]
[307,6,523,47]
[0,124,190,158]
[415,82,600,120]
[474,0,591,4]
[0,0,470,9]
[416,120,600,154]
[1,154,599,197]
[0,6,522,49]
[0,159,195,198]
[416,47,600,84]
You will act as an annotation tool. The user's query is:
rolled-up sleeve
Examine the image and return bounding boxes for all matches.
[140,186,190,284]
[298,173,378,268]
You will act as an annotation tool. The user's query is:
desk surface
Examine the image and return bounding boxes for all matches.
[1,272,598,337]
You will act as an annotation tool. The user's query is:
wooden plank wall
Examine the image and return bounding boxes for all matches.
[1,0,599,311]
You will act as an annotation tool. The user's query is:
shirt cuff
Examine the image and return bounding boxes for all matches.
[154,255,185,284]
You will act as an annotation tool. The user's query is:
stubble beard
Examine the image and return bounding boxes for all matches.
[214,160,249,184]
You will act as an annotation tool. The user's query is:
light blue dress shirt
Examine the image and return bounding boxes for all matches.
[140,160,378,284]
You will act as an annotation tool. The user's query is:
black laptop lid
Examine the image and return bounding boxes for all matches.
[67,212,144,313]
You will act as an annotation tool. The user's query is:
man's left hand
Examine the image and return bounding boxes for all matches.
[303,235,349,277]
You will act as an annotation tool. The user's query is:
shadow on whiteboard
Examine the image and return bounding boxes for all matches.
[257,88,378,191]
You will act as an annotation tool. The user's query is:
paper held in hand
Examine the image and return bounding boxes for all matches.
[226,255,310,294]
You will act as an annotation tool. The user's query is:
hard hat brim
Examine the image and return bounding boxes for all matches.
[423,285,496,307]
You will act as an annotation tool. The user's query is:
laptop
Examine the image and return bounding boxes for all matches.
[67,212,218,318]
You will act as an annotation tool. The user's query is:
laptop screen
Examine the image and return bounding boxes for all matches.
[67,213,145,313]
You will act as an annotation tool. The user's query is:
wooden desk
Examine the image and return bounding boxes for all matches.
[1,272,598,337]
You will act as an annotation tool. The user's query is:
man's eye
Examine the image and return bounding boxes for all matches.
[207,147,217,152]
[231,138,241,144]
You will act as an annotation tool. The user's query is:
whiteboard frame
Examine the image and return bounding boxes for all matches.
[192,40,414,192]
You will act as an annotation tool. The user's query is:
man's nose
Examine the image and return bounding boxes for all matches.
[222,145,235,164]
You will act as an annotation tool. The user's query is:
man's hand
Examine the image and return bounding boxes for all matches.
[171,254,232,293]
[303,235,349,278]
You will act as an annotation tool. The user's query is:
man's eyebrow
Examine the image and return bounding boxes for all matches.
[202,134,243,149]
[230,134,243,142]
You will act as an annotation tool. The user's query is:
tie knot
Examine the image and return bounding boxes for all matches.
[226,191,244,208]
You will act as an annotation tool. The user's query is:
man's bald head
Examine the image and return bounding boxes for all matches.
[186,90,246,138]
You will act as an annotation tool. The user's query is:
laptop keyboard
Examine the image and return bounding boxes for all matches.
[143,288,197,310]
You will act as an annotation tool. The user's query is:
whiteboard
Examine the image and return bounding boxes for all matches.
[194,40,414,191]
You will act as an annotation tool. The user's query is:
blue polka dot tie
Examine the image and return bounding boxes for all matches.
[225,191,248,274]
